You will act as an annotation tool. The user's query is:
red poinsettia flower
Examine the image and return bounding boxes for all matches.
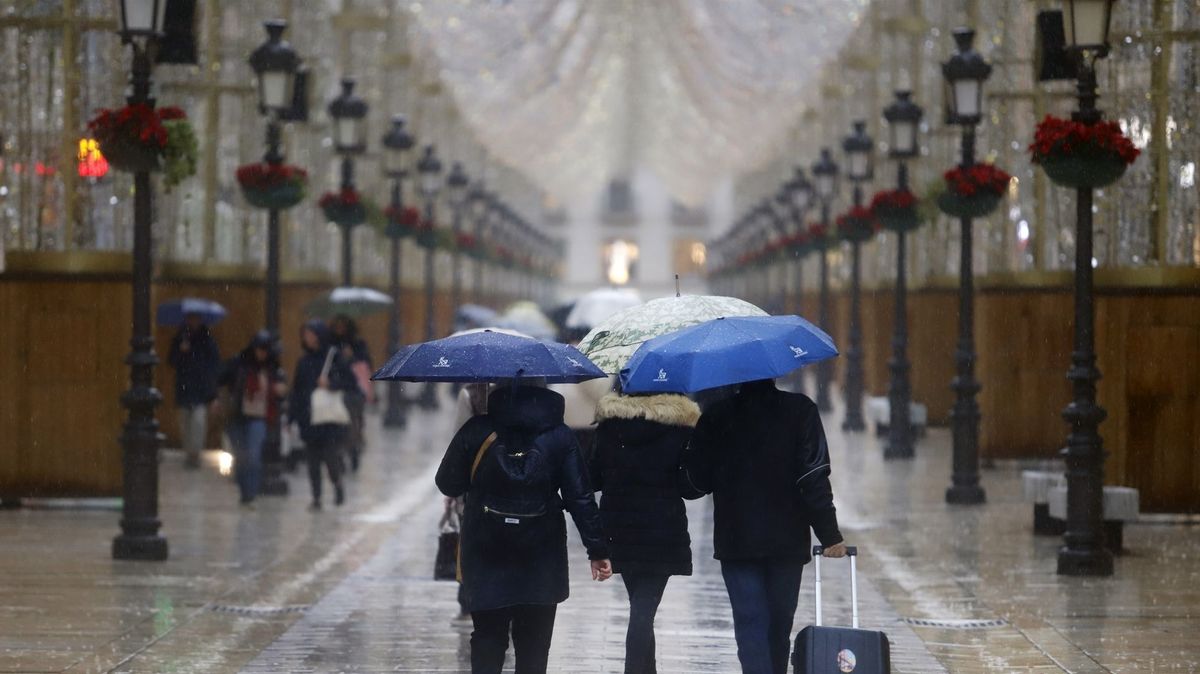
[88,103,176,150]
[944,163,1011,198]
[318,188,361,209]
[869,189,917,214]
[236,163,308,190]
[808,222,828,239]
[836,205,876,229]
[1029,115,1140,165]
[455,232,477,249]
[384,205,421,227]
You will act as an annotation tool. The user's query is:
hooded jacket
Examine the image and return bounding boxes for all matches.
[168,324,221,407]
[217,331,285,424]
[436,385,608,612]
[591,392,701,577]
[289,320,356,444]
[682,379,843,563]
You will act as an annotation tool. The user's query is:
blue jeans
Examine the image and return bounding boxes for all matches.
[228,418,266,502]
[721,559,804,674]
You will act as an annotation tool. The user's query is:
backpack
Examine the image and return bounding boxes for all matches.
[468,430,558,526]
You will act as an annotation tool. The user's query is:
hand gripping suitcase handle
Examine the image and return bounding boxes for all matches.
[812,545,859,630]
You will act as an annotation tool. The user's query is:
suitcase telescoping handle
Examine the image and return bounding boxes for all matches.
[812,545,859,630]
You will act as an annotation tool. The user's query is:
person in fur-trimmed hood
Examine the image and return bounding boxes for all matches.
[591,388,702,674]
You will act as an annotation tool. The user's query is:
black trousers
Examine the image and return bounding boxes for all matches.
[305,437,343,503]
[470,604,557,674]
[622,573,670,674]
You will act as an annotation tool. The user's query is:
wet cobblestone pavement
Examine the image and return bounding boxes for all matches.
[2,385,1198,672]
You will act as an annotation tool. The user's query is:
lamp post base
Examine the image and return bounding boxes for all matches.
[1057,545,1113,576]
[112,534,169,561]
[945,484,987,505]
[418,382,439,410]
[383,398,409,428]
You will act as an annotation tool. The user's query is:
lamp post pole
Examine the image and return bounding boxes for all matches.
[885,159,914,459]
[380,115,415,427]
[841,121,872,433]
[943,28,989,505]
[417,145,442,410]
[883,89,923,460]
[812,149,839,413]
[258,115,291,495]
[1058,4,1115,576]
[473,194,489,305]
[113,35,167,562]
[340,156,356,286]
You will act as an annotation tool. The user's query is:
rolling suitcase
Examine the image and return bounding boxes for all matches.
[792,546,891,674]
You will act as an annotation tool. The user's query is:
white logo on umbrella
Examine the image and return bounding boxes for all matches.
[433,357,451,368]
[567,357,583,368]
[655,369,669,382]
[790,345,809,358]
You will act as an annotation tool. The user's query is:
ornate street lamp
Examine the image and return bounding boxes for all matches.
[327,78,368,285]
[469,185,490,304]
[248,20,302,495]
[417,144,443,409]
[112,0,169,561]
[1057,0,1117,577]
[118,0,168,39]
[381,115,415,429]
[811,148,839,413]
[447,162,470,312]
[882,90,924,460]
[841,120,873,432]
[943,27,992,506]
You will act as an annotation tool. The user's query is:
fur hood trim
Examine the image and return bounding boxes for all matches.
[595,393,701,428]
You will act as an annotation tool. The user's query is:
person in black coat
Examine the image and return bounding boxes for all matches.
[682,379,847,674]
[330,314,372,471]
[290,320,356,509]
[591,390,701,674]
[168,314,221,468]
[437,384,613,674]
[216,330,286,505]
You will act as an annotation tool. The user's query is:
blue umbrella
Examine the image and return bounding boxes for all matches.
[156,298,228,327]
[371,329,607,384]
[620,315,838,394]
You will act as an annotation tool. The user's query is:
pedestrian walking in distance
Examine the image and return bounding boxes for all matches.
[168,312,220,468]
[216,330,286,506]
[591,388,701,674]
[290,320,354,510]
[329,314,372,472]
[437,383,613,674]
[682,378,848,674]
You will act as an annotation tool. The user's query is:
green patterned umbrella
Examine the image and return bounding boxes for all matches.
[578,295,767,374]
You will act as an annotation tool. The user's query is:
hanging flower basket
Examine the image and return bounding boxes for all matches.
[319,188,367,227]
[455,232,479,256]
[788,232,811,258]
[836,206,878,243]
[236,163,308,210]
[938,163,1010,219]
[415,220,440,249]
[88,104,197,189]
[808,222,835,251]
[870,189,920,233]
[383,205,421,239]
[1029,115,1139,189]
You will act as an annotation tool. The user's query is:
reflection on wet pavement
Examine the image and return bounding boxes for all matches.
[1,385,1197,672]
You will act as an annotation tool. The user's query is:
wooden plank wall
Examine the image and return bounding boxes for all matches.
[1,273,509,498]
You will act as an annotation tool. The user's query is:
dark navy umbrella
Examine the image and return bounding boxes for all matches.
[620,315,838,394]
[371,329,607,384]
[156,297,228,327]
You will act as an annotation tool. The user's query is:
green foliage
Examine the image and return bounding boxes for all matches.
[162,120,198,191]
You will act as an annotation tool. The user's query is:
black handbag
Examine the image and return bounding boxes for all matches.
[434,502,461,581]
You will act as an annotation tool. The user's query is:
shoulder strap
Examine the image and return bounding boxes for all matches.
[470,432,499,483]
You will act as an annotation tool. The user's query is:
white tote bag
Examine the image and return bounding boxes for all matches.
[310,347,351,426]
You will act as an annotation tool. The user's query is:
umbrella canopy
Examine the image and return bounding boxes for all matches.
[620,315,838,394]
[566,287,643,329]
[499,301,558,341]
[306,286,393,319]
[372,329,607,384]
[156,298,227,327]
[578,295,768,374]
[455,304,500,331]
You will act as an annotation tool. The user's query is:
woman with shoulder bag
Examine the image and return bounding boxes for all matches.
[591,385,701,674]
[290,320,355,510]
[216,330,286,506]
[436,383,613,674]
